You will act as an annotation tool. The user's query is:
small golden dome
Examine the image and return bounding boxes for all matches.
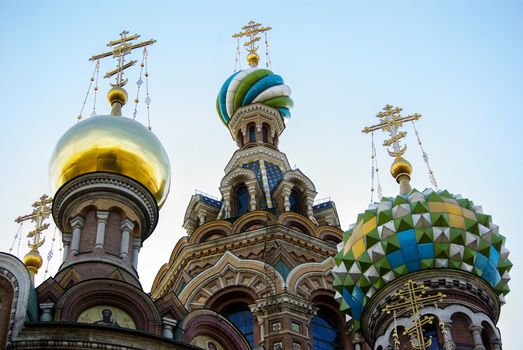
[390,157,413,182]
[107,86,128,106]
[247,52,260,67]
[49,115,171,207]
[23,249,43,270]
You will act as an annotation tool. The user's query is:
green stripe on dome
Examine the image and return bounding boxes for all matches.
[232,69,273,112]
[264,96,294,109]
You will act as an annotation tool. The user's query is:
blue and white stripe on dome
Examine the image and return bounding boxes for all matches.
[217,68,293,125]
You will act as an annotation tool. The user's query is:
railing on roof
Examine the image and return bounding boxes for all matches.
[195,189,220,201]
[313,196,331,206]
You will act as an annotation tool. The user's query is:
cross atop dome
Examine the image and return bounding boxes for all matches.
[233,21,272,68]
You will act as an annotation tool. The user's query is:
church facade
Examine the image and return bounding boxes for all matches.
[0,27,510,350]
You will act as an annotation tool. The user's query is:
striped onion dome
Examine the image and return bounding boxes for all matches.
[216,68,293,125]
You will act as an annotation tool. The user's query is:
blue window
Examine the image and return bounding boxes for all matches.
[262,125,269,143]
[289,190,300,213]
[224,308,254,348]
[236,185,249,216]
[249,125,256,142]
[312,313,342,350]
[424,323,441,350]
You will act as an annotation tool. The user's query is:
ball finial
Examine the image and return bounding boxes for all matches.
[247,52,260,67]
[107,86,128,106]
[23,249,43,274]
[390,157,413,182]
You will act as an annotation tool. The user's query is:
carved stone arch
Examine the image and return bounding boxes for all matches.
[283,169,316,193]
[55,279,162,333]
[286,257,335,297]
[0,253,33,345]
[189,221,233,245]
[219,167,263,217]
[178,251,285,308]
[232,210,276,234]
[317,226,344,245]
[278,212,318,236]
[180,309,252,350]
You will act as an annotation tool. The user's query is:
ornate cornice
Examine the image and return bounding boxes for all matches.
[52,172,158,239]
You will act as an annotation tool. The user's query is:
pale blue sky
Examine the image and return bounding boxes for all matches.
[1,1,521,348]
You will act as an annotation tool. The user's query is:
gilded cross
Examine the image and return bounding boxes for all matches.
[233,21,272,54]
[362,105,421,158]
[15,194,53,251]
[89,30,156,87]
[382,280,446,350]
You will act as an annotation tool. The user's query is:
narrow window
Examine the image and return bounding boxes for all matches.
[224,306,254,348]
[262,125,269,143]
[236,185,249,216]
[312,312,342,350]
[289,189,301,213]
[249,125,256,143]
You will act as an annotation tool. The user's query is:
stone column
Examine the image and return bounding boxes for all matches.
[352,332,363,350]
[283,188,291,212]
[70,215,85,255]
[161,317,177,339]
[39,303,55,321]
[62,233,72,262]
[440,322,456,350]
[120,219,134,258]
[469,325,486,350]
[491,339,502,350]
[248,186,257,211]
[132,238,142,270]
[198,209,207,225]
[95,210,109,249]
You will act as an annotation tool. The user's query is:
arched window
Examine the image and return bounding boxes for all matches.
[262,125,269,143]
[423,320,441,350]
[236,185,249,216]
[312,312,342,350]
[289,189,301,213]
[249,125,256,143]
[223,306,254,348]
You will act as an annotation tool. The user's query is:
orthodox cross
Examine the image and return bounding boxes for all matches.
[233,20,272,54]
[15,194,53,251]
[89,30,156,87]
[382,280,447,350]
[362,104,421,158]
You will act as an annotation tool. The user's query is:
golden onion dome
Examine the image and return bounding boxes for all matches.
[390,156,413,182]
[23,249,43,270]
[49,115,171,207]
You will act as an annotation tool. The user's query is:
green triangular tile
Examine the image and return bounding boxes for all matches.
[497,259,513,275]
[450,228,466,245]
[420,258,435,269]
[365,229,381,248]
[431,213,449,227]
[448,259,461,269]
[343,274,356,287]
[395,216,414,231]
[415,228,434,243]
[383,236,401,253]
[463,247,475,265]
[393,264,408,276]
[476,213,491,227]
[372,278,385,290]
[364,209,377,222]
[457,198,471,209]
[356,275,371,292]
[434,243,450,259]
[358,252,373,272]
[490,234,504,251]
[374,258,392,275]
[411,201,429,214]
[426,191,443,202]
[377,209,393,226]
[393,195,409,206]
[439,190,453,199]
[477,239,491,257]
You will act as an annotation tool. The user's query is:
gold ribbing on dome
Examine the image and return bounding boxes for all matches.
[363,105,421,194]
[89,30,156,115]
[15,194,53,282]
[233,21,272,68]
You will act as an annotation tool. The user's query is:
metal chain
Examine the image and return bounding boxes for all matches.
[372,132,383,201]
[43,226,58,280]
[77,61,98,122]
[370,132,376,203]
[9,223,22,255]
[133,48,147,120]
[144,48,152,130]
[234,37,241,72]
[91,60,100,117]
[264,32,272,69]
[411,121,438,190]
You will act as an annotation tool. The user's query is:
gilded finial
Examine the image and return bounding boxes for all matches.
[89,30,156,115]
[16,194,53,281]
[363,105,421,194]
[233,21,272,68]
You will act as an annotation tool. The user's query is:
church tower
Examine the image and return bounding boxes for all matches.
[333,105,511,350]
[152,22,347,350]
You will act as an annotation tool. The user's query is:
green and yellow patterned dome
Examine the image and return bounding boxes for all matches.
[333,188,511,330]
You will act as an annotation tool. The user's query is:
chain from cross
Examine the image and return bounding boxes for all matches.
[382,280,446,350]
[15,194,53,251]
[89,30,156,87]
[362,105,421,158]
[232,21,272,54]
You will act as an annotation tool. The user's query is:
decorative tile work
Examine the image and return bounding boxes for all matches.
[332,188,511,330]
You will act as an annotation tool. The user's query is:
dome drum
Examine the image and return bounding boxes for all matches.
[52,172,158,240]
